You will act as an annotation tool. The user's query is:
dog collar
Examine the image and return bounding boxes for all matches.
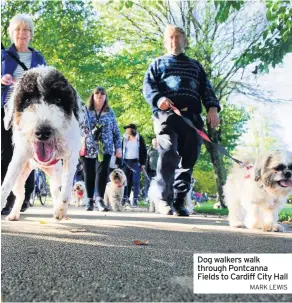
[33,158,60,167]
[244,165,253,179]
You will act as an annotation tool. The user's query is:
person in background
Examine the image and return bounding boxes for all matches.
[143,24,220,216]
[144,137,159,202]
[73,159,84,184]
[122,124,147,208]
[80,86,122,211]
[1,14,47,215]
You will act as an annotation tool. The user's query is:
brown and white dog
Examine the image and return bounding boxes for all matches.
[104,168,127,211]
[71,181,88,207]
[1,66,84,221]
[224,150,292,232]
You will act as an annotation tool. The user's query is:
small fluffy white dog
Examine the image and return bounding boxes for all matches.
[1,66,84,221]
[104,168,127,211]
[224,150,292,232]
[71,181,88,207]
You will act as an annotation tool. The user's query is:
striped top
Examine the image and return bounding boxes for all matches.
[5,52,32,104]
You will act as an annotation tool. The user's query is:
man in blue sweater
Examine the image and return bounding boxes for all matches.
[143,24,220,216]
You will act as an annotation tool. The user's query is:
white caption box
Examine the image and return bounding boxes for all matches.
[193,254,292,294]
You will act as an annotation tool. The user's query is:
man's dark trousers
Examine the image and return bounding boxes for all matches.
[152,110,202,213]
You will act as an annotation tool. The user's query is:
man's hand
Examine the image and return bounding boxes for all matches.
[157,97,173,111]
[207,107,220,128]
[1,74,15,86]
[141,165,145,170]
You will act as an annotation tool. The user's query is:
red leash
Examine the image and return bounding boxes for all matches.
[169,104,245,167]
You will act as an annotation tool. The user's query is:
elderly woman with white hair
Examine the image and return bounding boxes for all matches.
[1,14,46,215]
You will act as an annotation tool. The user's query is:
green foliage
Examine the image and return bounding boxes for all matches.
[215,0,292,72]
[214,0,244,23]
[2,0,106,98]
[193,169,217,194]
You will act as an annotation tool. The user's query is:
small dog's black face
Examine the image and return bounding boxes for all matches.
[256,150,292,194]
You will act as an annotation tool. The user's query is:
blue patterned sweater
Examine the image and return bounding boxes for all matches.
[143,53,221,113]
[81,108,122,158]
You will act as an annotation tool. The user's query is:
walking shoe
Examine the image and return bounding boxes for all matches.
[95,197,109,212]
[173,197,190,216]
[86,199,94,211]
[1,206,12,216]
[131,198,139,208]
[20,200,30,212]
[1,194,15,215]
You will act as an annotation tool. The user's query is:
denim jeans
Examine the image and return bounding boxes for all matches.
[122,159,141,205]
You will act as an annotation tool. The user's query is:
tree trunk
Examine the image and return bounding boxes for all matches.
[204,124,227,208]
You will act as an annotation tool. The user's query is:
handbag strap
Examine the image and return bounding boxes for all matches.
[7,51,29,71]
[94,102,106,124]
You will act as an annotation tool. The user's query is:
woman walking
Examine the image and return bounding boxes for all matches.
[80,86,122,211]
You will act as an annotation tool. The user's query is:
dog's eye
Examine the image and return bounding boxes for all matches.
[274,164,286,171]
[25,98,32,104]
[288,164,292,170]
[55,97,61,104]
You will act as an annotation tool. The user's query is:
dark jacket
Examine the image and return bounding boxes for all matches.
[1,43,46,107]
[122,133,147,166]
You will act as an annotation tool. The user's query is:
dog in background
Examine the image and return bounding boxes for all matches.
[104,168,127,211]
[1,66,84,221]
[224,150,292,232]
[148,177,197,214]
[71,181,88,207]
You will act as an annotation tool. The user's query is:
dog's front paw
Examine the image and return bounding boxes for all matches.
[229,221,244,228]
[272,224,284,232]
[262,223,283,232]
[6,212,20,221]
[53,202,68,220]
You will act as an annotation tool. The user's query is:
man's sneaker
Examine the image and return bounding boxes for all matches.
[1,206,12,216]
[131,198,139,208]
[96,197,109,212]
[86,199,94,211]
[20,200,30,212]
[173,197,190,216]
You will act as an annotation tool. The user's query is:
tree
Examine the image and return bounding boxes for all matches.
[215,0,292,72]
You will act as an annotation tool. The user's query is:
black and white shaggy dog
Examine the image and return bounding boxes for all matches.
[1,66,84,221]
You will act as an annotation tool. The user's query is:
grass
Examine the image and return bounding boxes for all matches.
[194,200,292,222]
[139,199,292,222]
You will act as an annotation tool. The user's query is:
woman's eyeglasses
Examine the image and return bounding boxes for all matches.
[14,28,31,33]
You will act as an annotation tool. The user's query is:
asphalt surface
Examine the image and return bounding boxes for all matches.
[1,206,292,302]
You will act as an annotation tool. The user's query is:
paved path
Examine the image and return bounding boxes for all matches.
[1,206,292,302]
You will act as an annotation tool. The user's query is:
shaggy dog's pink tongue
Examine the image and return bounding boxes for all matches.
[34,142,54,163]
[279,180,292,187]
